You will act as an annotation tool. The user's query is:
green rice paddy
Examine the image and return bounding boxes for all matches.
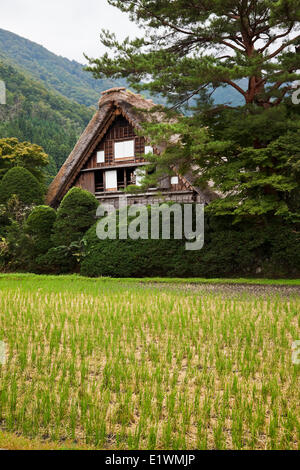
[0,274,299,449]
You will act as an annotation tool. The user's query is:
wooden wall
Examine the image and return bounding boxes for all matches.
[74,114,192,197]
[74,171,95,193]
[82,115,146,170]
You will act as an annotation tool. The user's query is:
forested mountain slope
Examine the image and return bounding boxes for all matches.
[0,57,93,181]
[0,28,125,107]
[0,28,243,108]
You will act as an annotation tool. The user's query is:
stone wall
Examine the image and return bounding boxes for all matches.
[96,191,204,209]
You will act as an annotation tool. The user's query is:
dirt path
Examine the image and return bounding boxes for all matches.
[144,282,300,297]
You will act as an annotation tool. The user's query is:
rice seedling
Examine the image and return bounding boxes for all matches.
[0,274,299,449]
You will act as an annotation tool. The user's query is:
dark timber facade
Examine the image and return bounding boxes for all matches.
[47,87,215,208]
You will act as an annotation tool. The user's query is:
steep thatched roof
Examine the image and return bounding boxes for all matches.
[46,87,215,207]
[47,88,166,206]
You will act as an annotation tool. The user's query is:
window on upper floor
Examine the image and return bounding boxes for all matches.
[97,150,105,163]
[114,139,135,160]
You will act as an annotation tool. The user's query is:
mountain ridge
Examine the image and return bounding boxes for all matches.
[0,56,94,181]
[0,28,126,107]
[0,28,244,109]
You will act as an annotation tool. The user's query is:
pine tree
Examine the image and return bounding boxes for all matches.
[86,1,300,108]
[86,1,300,221]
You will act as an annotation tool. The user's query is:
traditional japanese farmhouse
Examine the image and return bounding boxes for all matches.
[46,87,215,208]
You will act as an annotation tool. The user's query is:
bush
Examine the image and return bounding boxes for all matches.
[81,204,194,278]
[81,207,300,278]
[0,204,9,237]
[0,166,44,206]
[52,187,99,247]
[0,220,30,272]
[0,196,38,272]
[37,245,79,274]
[26,205,57,257]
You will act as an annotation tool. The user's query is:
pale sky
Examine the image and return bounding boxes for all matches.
[0,0,140,63]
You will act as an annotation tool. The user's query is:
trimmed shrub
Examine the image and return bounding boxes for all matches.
[81,208,300,278]
[0,166,44,206]
[26,205,57,255]
[81,204,195,278]
[37,245,79,275]
[52,187,99,247]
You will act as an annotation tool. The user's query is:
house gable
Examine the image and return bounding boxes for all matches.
[46,87,214,207]
[74,112,189,196]
[82,114,146,171]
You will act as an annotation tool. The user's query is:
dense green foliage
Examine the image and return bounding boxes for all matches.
[26,205,56,255]
[144,102,300,221]
[0,59,93,181]
[81,207,300,279]
[0,167,44,206]
[0,187,99,275]
[52,187,99,247]
[0,167,46,272]
[87,1,300,224]
[0,137,49,182]
[35,188,99,274]
[0,28,126,107]
[87,1,300,108]
[0,195,35,271]
[0,140,52,274]
[1,191,299,278]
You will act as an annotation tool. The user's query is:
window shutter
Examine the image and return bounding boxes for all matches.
[105,170,117,190]
[115,140,135,160]
[97,151,105,163]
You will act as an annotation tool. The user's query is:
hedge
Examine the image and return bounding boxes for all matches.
[80,207,300,278]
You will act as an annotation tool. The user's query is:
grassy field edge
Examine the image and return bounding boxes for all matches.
[0,273,299,286]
